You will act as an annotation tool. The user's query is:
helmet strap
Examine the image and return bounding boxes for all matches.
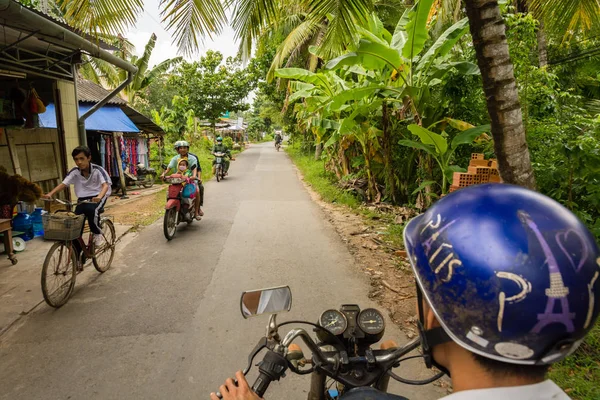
[416,284,452,377]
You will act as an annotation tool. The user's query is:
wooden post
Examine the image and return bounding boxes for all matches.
[5,129,22,175]
[113,131,128,198]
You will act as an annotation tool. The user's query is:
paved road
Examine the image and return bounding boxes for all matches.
[0,143,444,400]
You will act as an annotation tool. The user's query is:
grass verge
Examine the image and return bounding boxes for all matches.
[286,144,359,208]
[548,323,600,400]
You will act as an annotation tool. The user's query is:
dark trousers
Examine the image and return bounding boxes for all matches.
[75,196,106,234]
[198,182,204,206]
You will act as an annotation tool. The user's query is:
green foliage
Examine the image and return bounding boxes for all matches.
[223,136,234,149]
[399,120,490,193]
[172,51,257,129]
[548,323,600,400]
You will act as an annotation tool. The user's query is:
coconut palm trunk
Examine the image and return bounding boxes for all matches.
[464,0,536,189]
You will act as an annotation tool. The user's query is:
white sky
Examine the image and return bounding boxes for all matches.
[126,0,240,67]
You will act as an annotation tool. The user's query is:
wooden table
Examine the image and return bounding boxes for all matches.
[0,218,17,265]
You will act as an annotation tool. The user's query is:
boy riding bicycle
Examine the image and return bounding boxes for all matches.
[43,146,110,246]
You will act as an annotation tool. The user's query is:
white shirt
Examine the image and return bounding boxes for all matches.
[62,163,111,199]
[440,380,570,400]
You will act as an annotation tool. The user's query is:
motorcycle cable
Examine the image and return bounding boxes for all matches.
[386,354,445,386]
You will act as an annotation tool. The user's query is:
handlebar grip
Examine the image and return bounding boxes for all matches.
[251,372,272,397]
[251,350,288,397]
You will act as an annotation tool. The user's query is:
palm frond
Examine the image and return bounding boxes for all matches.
[307,0,373,57]
[308,25,327,72]
[56,0,143,36]
[145,57,183,84]
[230,0,279,59]
[80,56,120,88]
[160,0,226,55]
[528,0,600,39]
[133,33,158,91]
[267,18,324,81]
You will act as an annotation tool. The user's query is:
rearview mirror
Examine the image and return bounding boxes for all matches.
[240,286,292,319]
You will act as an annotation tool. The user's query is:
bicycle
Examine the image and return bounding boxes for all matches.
[41,198,116,308]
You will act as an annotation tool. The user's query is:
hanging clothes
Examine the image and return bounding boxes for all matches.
[137,137,149,168]
[100,135,106,169]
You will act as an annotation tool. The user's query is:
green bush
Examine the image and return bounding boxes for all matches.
[223,136,234,149]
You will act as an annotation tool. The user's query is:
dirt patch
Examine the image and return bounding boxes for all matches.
[106,188,166,229]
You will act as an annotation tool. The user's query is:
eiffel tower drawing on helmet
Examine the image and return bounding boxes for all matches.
[518,211,575,334]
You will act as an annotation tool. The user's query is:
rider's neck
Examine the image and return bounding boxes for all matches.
[439,343,544,393]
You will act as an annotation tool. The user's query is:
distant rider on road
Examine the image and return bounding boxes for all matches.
[211,137,233,176]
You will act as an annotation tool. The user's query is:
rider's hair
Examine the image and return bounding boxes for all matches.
[72,146,91,158]
[471,353,549,381]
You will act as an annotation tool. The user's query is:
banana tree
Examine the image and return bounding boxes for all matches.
[399,119,491,193]
[326,1,478,127]
[275,67,346,159]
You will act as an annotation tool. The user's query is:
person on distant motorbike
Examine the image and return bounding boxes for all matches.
[211,136,233,176]
[162,140,203,218]
[274,132,282,147]
[211,184,600,400]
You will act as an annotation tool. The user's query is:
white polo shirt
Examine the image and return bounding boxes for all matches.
[62,163,111,199]
[440,380,570,400]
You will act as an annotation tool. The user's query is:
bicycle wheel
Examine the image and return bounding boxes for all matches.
[93,218,116,273]
[41,241,77,308]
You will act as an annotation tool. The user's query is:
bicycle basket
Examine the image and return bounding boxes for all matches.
[42,213,85,241]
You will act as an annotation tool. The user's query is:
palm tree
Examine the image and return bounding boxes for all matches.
[120,33,182,104]
[80,33,181,104]
[26,0,374,57]
[464,0,536,189]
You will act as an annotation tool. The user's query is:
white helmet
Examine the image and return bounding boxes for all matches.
[174,140,189,150]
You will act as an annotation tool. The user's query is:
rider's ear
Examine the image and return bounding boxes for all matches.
[425,304,440,331]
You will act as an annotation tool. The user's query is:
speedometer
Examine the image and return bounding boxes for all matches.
[358,308,385,336]
[319,309,348,336]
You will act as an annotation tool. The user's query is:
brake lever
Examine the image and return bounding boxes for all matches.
[215,337,268,399]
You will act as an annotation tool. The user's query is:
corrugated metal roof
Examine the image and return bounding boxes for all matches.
[76,77,127,105]
[75,78,164,135]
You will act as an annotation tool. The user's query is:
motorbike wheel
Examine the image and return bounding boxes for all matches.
[216,166,221,182]
[163,208,178,240]
[142,175,155,188]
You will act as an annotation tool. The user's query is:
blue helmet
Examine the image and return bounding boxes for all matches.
[404,184,600,365]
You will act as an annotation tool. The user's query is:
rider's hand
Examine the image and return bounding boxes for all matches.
[42,193,52,199]
[92,197,102,203]
[210,371,261,400]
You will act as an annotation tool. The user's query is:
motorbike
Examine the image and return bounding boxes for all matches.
[162,173,199,240]
[275,140,281,151]
[213,152,227,182]
[216,286,443,399]
[122,163,157,188]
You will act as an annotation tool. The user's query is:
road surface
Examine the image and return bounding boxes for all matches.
[0,143,444,400]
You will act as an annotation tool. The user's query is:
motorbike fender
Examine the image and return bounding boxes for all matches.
[166,199,181,211]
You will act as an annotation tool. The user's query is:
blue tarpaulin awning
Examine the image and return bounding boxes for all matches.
[39,103,140,133]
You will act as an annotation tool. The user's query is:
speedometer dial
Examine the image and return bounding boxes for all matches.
[319,309,348,336]
[358,308,385,335]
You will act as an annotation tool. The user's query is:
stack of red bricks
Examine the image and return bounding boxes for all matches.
[449,154,502,193]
